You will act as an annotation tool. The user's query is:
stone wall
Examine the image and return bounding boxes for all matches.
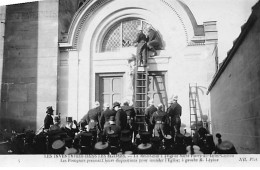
[0,2,39,131]
[0,0,59,132]
[210,6,260,153]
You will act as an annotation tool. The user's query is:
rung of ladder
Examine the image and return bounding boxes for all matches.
[137,68,145,71]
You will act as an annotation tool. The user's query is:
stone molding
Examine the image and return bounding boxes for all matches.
[59,0,199,49]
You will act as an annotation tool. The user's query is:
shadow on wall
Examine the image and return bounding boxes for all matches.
[0,2,39,133]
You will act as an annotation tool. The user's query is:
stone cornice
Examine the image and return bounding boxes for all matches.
[59,0,199,49]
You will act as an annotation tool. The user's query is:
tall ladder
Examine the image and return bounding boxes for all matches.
[134,65,148,114]
[189,83,199,136]
[134,64,148,131]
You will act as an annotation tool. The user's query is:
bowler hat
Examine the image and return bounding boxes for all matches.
[46,106,54,113]
[173,95,178,101]
[113,102,120,108]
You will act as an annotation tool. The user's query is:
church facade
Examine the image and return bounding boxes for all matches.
[0,0,217,133]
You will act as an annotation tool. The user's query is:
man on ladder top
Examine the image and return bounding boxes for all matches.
[147,25,161,57]
[133,25,147,67]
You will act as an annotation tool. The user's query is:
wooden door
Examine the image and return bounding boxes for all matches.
[99,75,123,109]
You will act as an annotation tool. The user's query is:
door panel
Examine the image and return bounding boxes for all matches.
[99,75,123,109]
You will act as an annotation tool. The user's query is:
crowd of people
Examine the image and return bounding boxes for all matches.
[0,95,237,155]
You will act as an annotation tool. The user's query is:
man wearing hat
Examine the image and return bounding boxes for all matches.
[44,106,54,130]
[167,95,182,141]
[49,115,61,131]
[121,100,136,130]
[62,117,79,139]
[151,103,168,138]
[80,101,101,131]
[133,25,147,66]
[114,102,127,130]
[147,25,162,57]
[145,99,157,133]
[103,116,121,136]
[100,103,116,130]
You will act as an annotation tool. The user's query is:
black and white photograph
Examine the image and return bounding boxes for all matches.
[0,0,259,167]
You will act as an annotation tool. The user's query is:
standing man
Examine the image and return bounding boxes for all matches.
[147,25,161,56]
[62,117,79,139]
[151,103,168,137]
[49,115,61,131]
[167,95,182,140]
[144,99,157,133]
[44,106,54,130]
[103,116,121,137]
[114,102,127,130]
[121,100,136,130]
[100,103,116,130]
[80,101,101,131]
[133,25,147,66]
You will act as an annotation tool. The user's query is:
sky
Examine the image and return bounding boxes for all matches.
[0,0,258,62]
[182,0,258,62]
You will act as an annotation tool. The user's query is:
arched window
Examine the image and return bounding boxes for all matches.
[101,19,152,52]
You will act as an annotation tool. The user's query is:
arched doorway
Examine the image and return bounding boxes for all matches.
[59,0,195,120]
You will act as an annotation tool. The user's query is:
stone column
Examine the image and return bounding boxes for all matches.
[36,0,59,130]
[0,6,5,107]
[204,21,218,133]
[68,50,79,121]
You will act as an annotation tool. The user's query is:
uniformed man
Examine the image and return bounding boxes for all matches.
[44,106,54,130]
[133,25,147,66]
[80,101,101,131]
[147,25,162,56]
[151,103,168,137]
[62,117,79,139]
[103,116,121,136]
[100,103,116,130]
[167,95,182,140]
[114,102,127,130]
[49,115,61,131]
[144,99,157,133]
[121,100,136,130]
